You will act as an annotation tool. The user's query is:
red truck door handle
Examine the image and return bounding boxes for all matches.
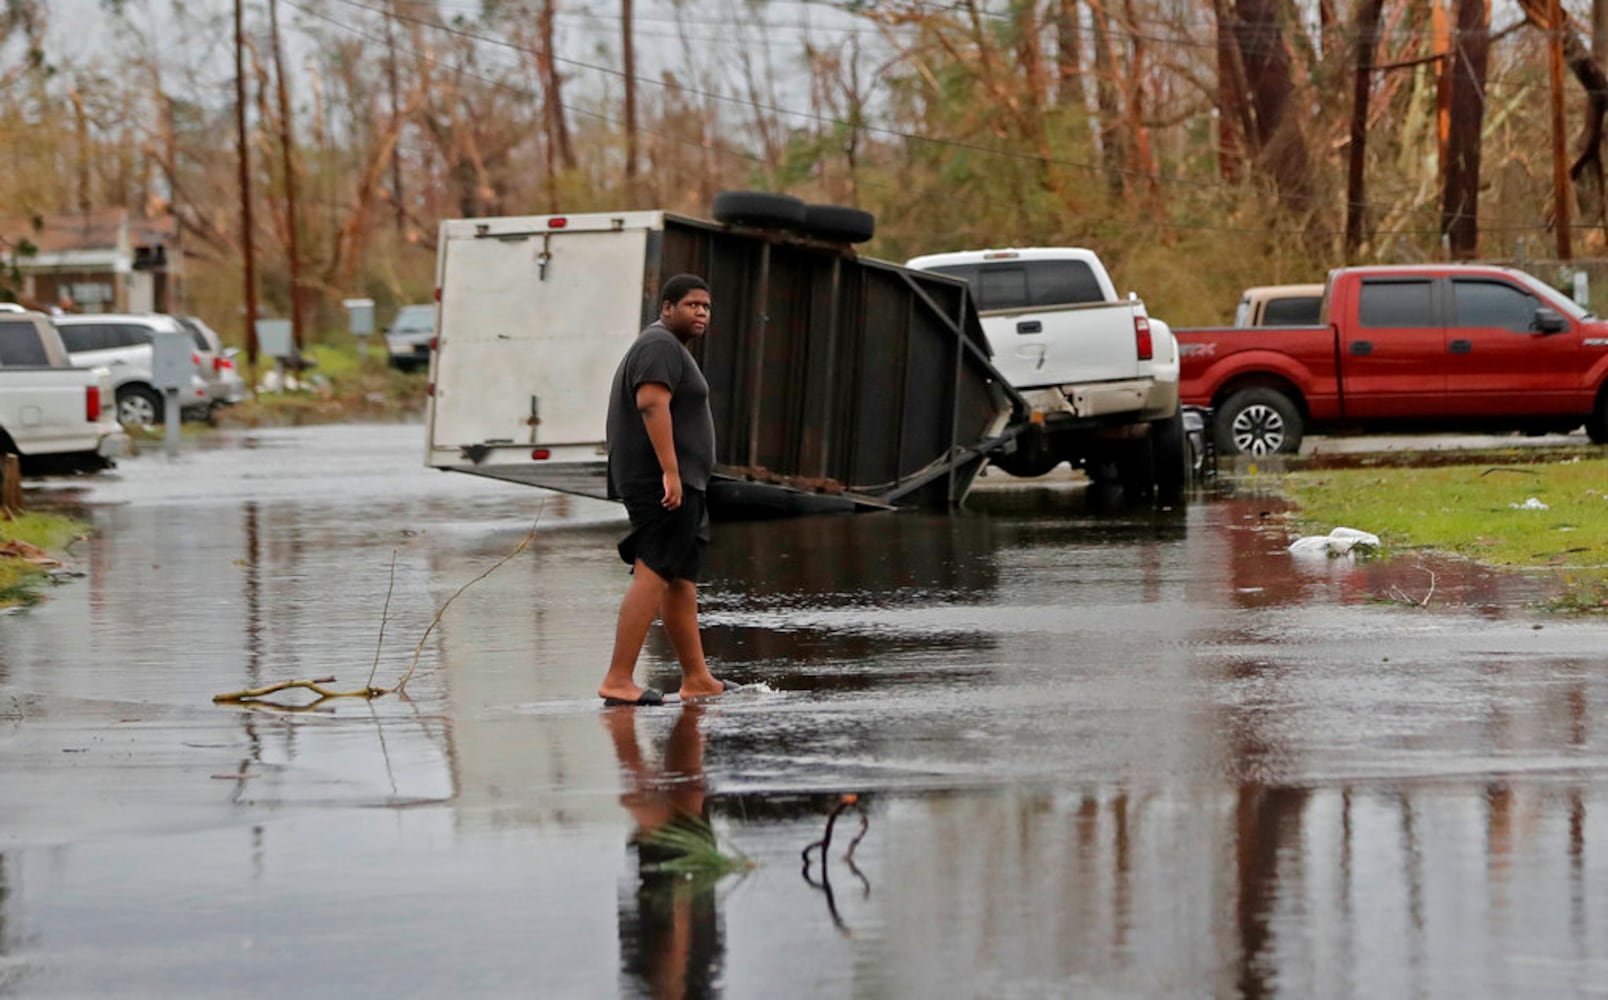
[1350,340,1373,356]
[1449,339,1473,353]
[1017,320,1043,334]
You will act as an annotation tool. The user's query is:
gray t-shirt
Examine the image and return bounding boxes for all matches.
[606,322,717,499]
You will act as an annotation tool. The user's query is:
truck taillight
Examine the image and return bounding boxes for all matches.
[532,448,551,459]
[1134,315,1153,361]
[86,386,101,422]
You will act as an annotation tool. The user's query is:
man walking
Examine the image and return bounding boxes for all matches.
[598,274,737,707]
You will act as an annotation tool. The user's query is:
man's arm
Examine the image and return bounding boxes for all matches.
[635,381,682,509]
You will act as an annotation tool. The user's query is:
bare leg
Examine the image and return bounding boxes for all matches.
[661,578,723,698]
[598,561,670,702]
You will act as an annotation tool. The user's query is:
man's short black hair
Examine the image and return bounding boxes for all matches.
[660,274,710,308]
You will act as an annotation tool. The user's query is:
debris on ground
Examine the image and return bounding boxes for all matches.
[1287,526,1381,558]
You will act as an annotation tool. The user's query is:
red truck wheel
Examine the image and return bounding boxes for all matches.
[1214,388,1302,456]
[1587,391,1608,444]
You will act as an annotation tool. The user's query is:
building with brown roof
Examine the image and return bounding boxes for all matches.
[1,209,181,314]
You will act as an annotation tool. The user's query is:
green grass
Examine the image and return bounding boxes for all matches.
[1281,457,1608,609]
[217,345,428,427]
[0,511,88,607]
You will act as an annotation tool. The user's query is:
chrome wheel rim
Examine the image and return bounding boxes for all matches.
[119,395,157,428]
[1230,404,1285,455]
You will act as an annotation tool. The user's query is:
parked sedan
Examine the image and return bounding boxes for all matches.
[385,304,436,372]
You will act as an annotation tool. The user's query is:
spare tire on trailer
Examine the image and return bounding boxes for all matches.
[802,203,875,244]
[711,191,807,231]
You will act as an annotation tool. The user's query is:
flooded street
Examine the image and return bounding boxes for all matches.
[3,423,1606,998]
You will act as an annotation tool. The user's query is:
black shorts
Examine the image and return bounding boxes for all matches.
[617,488,710,583]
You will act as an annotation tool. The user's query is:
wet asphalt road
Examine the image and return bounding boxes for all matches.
[2,424,1606,998]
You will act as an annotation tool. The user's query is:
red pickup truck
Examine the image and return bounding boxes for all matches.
[1175,263,1608,455]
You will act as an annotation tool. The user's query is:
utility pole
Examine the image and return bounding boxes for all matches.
[235,0,259,376]
[385,0,405,232]
[622,0,637,205]
[1549,0,1573,260]
[269,0,304,354]
[1345,0,1385,262]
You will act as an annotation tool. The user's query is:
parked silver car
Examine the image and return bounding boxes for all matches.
[176,315,246,412]
[385,304,436,372]
[53,314,212,427]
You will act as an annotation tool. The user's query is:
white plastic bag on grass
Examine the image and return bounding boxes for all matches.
[1288,526,1381,558]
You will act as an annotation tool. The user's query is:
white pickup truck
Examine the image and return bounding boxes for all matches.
[0,310,128,473]
[904,247,1189,495]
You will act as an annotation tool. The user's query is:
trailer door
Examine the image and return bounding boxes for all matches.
[428,222,650,466]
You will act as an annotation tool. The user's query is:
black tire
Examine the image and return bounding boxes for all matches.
[711,191,807,231]
[1586,390,1608,444]
[802,203,875,243]
[1213,388,1302,456]
[116,385,164,429]
[991,425,1061,477]
[1151,408,1191,498]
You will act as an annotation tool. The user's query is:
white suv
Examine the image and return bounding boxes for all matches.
[54,314,212,427]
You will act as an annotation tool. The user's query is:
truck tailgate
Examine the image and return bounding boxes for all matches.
[983,300,1144,389]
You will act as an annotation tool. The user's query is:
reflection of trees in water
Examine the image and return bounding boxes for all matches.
[693,512,1002,677]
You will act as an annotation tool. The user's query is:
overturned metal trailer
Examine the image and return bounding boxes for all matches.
[424,210,1024,516]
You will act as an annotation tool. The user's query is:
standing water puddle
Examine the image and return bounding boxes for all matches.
[1,425,1604,997]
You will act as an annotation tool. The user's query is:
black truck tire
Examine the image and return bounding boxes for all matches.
[802,204,876,243]
[1587,390,1608,444]
[1150,408,1191,498]
[991,424,1061,477]
[711,191,807,231]
[1213,388,1302,456]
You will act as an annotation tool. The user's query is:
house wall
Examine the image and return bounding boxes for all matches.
[27,271,126,313]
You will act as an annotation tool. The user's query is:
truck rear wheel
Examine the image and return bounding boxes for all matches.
[1214,388,1301,456]
[991,425,1061,477]
[1151,408,1191,498]
[1587,391,1608,444]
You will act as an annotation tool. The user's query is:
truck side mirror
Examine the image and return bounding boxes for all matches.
[1534,306,1568,334]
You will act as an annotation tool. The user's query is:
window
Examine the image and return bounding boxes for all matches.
[0,320,49,366]
[1452,280,1537,332]
[1357,280,1434,327]
[58,324,111,352]
[975,266,1029,311]
[1262,295,1323,326]
[108,324,154,348]
[926,260,1105,311]
[177,317,211,351]
[1024,260,1104,306]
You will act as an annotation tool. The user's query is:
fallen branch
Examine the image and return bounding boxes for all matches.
[1387,565,1437,608]
[213,508,544,706]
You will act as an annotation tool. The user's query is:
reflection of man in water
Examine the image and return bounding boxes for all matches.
[605,705,724,998]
